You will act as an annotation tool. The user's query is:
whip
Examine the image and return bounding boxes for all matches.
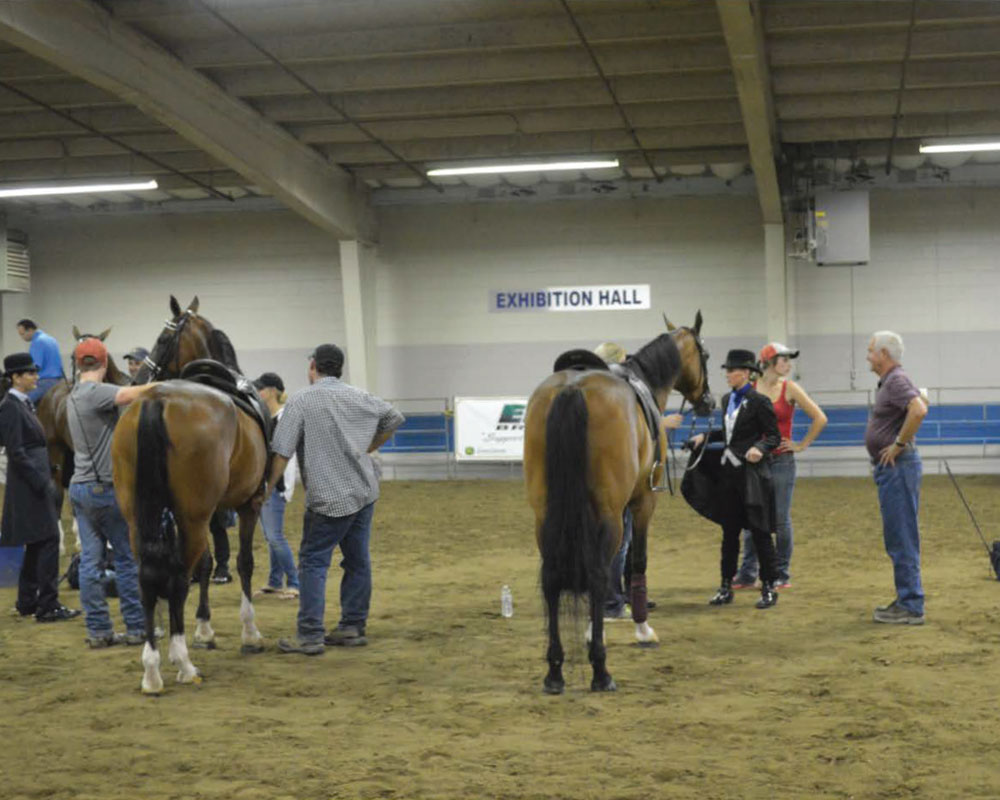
[943,461,1000,581]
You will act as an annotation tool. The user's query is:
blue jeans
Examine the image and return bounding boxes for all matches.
[29,377,62,405]
[260,488,298,590]
[606,508,633,612]
[69,481,145,638]
[737,452,796,583]
[873,449,924,615]
[297,503,375,644]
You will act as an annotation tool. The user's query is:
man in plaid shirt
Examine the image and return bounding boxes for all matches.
[270,343,404,655]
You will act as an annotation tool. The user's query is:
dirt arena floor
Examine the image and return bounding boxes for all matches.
[2,473,1000,799]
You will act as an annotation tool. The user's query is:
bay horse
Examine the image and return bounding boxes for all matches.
[524,311,714,694]
[111,295,268,694]
[36,326,129,552]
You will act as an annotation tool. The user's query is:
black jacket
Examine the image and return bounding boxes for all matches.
[0,393,59,546]
[681,387,780,532]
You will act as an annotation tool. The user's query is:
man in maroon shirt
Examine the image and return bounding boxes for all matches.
[865,331,928,624]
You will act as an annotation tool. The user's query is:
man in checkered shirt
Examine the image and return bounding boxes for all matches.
[269,343,404,655]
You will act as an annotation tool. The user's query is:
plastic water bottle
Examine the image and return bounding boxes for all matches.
[500,584,513,618]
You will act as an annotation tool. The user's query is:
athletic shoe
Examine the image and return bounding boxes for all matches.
[875,598,899,613]
[86,632,125,649]
[276,637,325,655]
[731,577,758,590]
[324,625,367,647]
[36,605,81,622]
[873,604,924,625]
[603,604,631,621]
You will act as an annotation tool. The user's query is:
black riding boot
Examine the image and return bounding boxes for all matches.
[756,581,778,609]
[709,577,734,606]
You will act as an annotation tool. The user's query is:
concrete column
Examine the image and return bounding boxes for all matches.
[764,222,788,344]
[338,239,377,392]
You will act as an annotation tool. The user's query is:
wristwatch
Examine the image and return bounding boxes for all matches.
[895,438,907,448]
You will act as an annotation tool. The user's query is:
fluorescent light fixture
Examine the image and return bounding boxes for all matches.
[919,138,1000,154]
[427,159,619,177]
[0,179,159,199]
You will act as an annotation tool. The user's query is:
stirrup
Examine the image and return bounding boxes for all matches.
[648,460,670,493]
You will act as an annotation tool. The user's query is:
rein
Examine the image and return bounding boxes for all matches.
[136,310,195,384]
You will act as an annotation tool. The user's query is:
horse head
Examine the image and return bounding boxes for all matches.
[68,325,128,385]
[133,296,241,384]
[671,310,714,416]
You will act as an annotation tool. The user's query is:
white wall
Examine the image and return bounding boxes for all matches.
[1,210,343,393]
[3,185,998,408]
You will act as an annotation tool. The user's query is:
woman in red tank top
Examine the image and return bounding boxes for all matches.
[733,343,827,588]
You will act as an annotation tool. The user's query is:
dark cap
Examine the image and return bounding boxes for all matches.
[124,347,150,362]
[308,343,344,377]
[253,372,285,393]
[3,352,38,376]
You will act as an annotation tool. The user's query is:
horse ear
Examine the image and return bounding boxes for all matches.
[663,313,676,331]
[170,295,182,318]
[694,309,703,335]
[188,296,200,314]
[97,327,112,342]
[72,325,82,341]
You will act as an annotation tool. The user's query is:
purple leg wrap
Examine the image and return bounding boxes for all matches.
[630,574,648,624]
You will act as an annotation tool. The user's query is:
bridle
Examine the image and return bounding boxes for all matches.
[135,309,196,384]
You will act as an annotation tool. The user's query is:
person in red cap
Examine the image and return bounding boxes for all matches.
[66,337,160,647]
[732,342,827,590]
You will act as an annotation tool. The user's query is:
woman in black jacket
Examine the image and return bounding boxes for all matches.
[0,353,79,621]
[687,349,781,609]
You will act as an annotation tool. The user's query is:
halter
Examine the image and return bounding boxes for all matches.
[136,310,196,384]
[655,327,716,493]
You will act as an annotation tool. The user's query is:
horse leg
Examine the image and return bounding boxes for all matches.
[192,550,216,649]
[541,556,565,695]
[588,518,616,692]
[166,551,200,685]
[139,572,165,696]
[235,506,264,654]
[630,496,659,647]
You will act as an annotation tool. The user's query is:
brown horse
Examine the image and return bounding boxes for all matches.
[36,326,129,551]
[110,295,268,694]
[523,311,714,694]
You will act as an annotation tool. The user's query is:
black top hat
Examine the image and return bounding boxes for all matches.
[3,352,38,376]
[253,372,285,393]
[721,348,761,373]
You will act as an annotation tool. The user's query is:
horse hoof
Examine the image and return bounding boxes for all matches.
[591,677,618,692]
[241,643,265,655]
[140,684,164,697]
[177,672,202,686]
[192,640,216,650]
[543,678,565,695]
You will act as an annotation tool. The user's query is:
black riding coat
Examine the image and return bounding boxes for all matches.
[0,393,59,546]
[681,387,780,533]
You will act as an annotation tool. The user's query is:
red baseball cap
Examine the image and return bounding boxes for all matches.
[759,342,799,362]
[75,337,108,368]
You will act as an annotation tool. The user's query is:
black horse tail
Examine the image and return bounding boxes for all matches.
[134,397,183,598]
[540,386,609,599]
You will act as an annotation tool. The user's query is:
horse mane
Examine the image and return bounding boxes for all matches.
[627,332,681,391]
[207,327,242,373]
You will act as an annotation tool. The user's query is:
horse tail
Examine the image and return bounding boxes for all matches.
[540,386,609,598]
[134,397,183,597]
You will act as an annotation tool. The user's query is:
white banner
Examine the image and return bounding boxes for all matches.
[454,396,528,461]
[490,284,650,312]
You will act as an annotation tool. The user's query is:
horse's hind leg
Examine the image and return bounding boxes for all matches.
[588,533,616,693]
[192,550,216,649]
[541,558,565,695]
[166,562,200,685]
[629,496,659,647]
[235,506,264,654]
[139,569,165,696]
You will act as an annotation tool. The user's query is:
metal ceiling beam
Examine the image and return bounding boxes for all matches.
[0,0,370,240]
[716,0,782,223]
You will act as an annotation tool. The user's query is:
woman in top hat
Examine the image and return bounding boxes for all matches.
[733,343,828,590]
[687,348,782,609]
[0,353,80,621]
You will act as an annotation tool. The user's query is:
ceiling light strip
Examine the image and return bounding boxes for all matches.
[427,160,619,177]
[0,180,159,199]
[919,141,1000,154]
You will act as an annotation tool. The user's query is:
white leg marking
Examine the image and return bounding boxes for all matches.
[73,516,81,550]
[635,621,659,643]
[193,617,215,645]
[141,642,164,695]
[58,520,66,556]
[584,622,606,645]
[240,593,262,646]
[168,633,201,684]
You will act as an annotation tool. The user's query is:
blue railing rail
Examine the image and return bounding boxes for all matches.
[378,398,1000,455]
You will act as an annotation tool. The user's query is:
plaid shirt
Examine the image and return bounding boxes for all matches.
[271,376,404,518]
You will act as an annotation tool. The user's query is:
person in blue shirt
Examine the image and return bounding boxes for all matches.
[16,318,65,404]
